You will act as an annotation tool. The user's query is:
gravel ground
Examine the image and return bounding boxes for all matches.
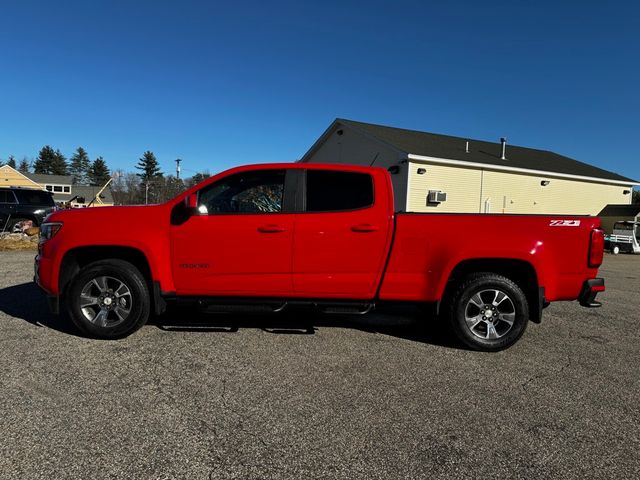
[0,251,638,479]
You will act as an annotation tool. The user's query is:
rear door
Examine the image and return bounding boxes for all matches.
[13,189,56,222]
[292,169,393,298]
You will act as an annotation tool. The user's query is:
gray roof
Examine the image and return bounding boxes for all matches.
[71,186,114,204]
[26,173,73,185]
[305,119,638,184]
[597,204,640,217]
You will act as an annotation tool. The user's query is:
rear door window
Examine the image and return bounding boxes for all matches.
[14,189,55,206]
[305,170,373,212]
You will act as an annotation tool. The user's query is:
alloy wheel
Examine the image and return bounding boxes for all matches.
[79,276,133,327]
[464,289,516,340]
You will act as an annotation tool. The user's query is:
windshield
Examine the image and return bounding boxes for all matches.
[13,189,55,206]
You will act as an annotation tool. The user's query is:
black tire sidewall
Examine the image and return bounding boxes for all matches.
[449,274,529,352]
[65,260,150,339]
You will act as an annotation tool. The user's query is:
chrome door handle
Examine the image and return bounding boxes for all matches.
[351,224,379,232]
[257,224,287,233]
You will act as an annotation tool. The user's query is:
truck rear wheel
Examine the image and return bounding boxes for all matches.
[447,273,529,351]
[65,259,150,339]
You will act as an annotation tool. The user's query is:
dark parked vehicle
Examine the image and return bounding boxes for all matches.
[0,187,56,233]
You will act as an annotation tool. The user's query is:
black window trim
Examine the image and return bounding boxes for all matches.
[197,168,294,216]
[11,189,55,206]
[0,190,18,204]
[299,169,376,214]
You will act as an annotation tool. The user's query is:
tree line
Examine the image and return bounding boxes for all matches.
[6,147,637,206]
[1,147,210,205]
[111,151,210,205]
[0,146,110,186]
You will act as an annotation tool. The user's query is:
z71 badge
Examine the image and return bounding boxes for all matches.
[549,220,581,227]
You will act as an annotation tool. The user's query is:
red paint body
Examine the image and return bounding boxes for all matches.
[35,163,604,311]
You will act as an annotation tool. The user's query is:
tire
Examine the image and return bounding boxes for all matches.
[10,217,30,233]
[447,273,529,352]
[612,245,620,255]
[65,259,150,339]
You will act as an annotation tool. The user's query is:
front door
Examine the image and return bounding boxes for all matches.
[170,169,294,296]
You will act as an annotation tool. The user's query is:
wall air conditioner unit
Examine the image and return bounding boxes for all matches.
[427,190,447,204]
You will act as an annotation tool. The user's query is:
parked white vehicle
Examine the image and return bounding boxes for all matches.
[608,221,640,254]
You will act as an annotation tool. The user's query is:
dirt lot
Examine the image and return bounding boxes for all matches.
[0,251,638,479]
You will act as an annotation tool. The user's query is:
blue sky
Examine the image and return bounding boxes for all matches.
[1,0,638,182]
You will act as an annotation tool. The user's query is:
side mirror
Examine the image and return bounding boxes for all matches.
[185,193,198,210]
[184,193,208,215]
[172,194,203,226]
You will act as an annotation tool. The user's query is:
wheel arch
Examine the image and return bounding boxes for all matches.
[440,258,543,323]
[59,245,164,314]
[8,214,38,227]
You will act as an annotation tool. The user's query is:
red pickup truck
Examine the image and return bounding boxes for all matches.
[35,163,605,351]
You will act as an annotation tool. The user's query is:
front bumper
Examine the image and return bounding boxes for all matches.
[34,254,60,314]
[578,278,605,308]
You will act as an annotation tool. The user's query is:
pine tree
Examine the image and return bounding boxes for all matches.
[88,157,111,186]
[51,149,68,175]
[7,155,16,169]
[18,158,30,174]
[154,175,186,202]
[69,147,91,184]
[186,171,211,188]
[34,146,57,174]
[135,151,162,181]
[633,189,640,204]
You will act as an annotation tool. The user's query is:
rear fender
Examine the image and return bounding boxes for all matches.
[436,251,545,323]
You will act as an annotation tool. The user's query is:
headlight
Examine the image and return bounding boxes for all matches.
[40,222,63,242]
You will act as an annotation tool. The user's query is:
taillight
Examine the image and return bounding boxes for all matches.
[588,228,604,268]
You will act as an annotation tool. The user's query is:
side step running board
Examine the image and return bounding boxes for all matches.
[203,303,286,313]
[317,303,374,315]
[175,298,375,315]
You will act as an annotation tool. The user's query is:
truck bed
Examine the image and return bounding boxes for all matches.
[379,213,601,303]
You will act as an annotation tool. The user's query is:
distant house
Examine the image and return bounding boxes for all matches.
[25,173,73,202]
[0,165,113,207]
[0,165,42,190]
[300,119,639,215]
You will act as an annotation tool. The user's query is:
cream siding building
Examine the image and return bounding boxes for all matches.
[301,119,638,216]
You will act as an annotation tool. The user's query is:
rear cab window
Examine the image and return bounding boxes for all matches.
[305,170,374,212]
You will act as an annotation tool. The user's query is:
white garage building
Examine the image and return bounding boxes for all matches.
[300,119,638,215]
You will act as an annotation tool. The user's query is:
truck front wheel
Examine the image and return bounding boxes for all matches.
[448,273,529,351]
[65,259,150,339]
